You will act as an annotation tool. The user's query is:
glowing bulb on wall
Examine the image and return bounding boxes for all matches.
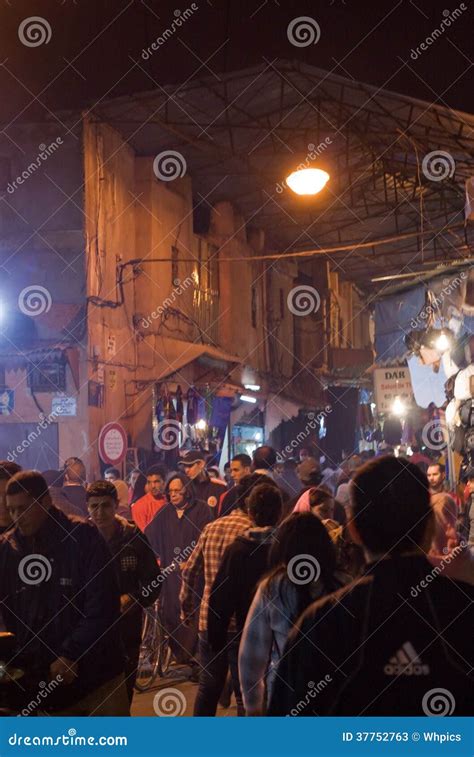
[195,419,207,430]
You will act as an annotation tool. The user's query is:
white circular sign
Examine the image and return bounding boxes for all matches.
[98,423,127,465]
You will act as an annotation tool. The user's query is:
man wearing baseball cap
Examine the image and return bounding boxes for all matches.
[179,450,226,520]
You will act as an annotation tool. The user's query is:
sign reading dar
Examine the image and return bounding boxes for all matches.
[373,367,414,413]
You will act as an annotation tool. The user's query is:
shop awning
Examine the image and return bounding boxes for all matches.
[374,285,426,362]
[152,337,242,382]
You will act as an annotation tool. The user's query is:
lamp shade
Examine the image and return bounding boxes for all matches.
[285,167,330,196]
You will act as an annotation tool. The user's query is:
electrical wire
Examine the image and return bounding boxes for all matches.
[117,221,465,266]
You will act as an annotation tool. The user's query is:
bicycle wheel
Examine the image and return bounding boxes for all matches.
[134,603,162,691]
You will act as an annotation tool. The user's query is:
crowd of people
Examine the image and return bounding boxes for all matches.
[0,442,473,717]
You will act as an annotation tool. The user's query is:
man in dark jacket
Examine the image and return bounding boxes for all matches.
[269,456,474,716]
[87,480,162,702]
[208,483,282,652]
[217,453,252,518]
[179,449,226,519]
[145,472,212,665]
[1,470,128,715]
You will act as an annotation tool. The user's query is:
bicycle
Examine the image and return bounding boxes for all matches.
[134,600,172,691]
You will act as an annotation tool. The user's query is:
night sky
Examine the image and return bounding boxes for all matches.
[0,0,472,121]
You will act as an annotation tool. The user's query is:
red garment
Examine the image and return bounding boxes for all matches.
[131,492,166,532]
[410,452,432,468]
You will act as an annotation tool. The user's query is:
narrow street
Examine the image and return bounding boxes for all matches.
[131,666,237,717]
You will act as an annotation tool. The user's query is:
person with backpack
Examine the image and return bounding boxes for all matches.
[207,483,282,656]
[268,456,474,716]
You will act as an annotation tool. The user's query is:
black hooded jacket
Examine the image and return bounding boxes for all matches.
[269,555,474,716]
[0,507,124,710]
[104,515,162,647]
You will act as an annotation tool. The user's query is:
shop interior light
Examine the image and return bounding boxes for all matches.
[434,329,451,353]
[254,431,262,441]
[285,168,330,196]
[240,394,257,404]
[391,396,405,416]
[244,384,261,392]
[195,419,207,430]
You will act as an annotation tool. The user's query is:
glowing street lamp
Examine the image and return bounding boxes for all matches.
[285,167,330,196]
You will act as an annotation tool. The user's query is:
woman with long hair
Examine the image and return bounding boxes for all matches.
[239,512,339,715]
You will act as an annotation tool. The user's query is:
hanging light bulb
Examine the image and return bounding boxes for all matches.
[285,168,329,196]
[434,330,451,352]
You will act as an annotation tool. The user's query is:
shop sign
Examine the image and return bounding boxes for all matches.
[52,396,77,417]
[373,366,414,413]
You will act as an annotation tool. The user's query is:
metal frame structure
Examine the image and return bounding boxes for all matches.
[93,60,474,289]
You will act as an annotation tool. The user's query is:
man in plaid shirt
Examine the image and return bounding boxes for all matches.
[180,473,274,715]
